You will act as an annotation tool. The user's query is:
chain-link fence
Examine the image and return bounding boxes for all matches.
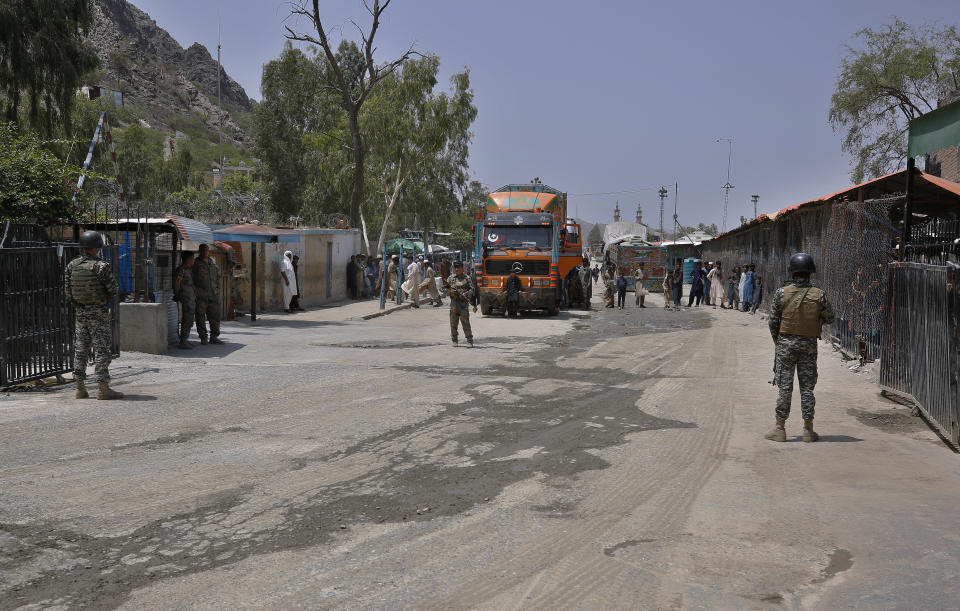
[703,199,897,360]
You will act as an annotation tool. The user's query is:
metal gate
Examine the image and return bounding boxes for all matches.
[879,262,960,444]
[0,245,120,388]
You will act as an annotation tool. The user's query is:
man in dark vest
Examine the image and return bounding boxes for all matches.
[174,251,197,349]
[65,231,123,399]
[192,243,223,345]
[765,253,835,442]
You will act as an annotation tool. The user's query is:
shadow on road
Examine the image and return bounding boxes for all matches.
[810,435,864,443]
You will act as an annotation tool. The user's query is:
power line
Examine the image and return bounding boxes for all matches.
[569,187,660,196]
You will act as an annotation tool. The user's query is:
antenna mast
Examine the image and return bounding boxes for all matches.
[717,138,734,232]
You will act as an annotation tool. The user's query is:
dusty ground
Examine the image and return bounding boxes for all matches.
[1,291,958,610]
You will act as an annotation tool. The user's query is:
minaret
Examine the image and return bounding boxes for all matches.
[636,203,643,224]
[613,201,621,222]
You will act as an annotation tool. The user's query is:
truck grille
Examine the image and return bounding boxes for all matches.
[485,259,550,275]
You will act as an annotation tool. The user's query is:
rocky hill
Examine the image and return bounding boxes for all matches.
[85,0,253,150]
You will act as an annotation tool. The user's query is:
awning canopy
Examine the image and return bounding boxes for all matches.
[383,237,423,255]
[212,223,301,243]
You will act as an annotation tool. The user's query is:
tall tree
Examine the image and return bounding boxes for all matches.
[285,0,417,228]
[364,57,476,254]
[0,0,99,134]
[830,19,960,183]
[254,43,330,218]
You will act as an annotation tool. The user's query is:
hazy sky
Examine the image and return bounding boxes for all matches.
[131,0,955,230]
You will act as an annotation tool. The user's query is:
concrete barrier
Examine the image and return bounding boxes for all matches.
[119,302,168,354]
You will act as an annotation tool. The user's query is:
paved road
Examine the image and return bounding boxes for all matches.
[1,293,958,609]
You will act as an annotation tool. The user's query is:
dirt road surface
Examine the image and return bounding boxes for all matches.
[2,292,958,609]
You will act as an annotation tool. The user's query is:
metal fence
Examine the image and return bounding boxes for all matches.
[906,219,960,265]
[0,245,120,388]
[703,199,896,360]
[879,262,960,445]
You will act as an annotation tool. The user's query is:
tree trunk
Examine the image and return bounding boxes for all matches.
[348,110,364,228]
[359,206,371,256]
[376,162,409,255]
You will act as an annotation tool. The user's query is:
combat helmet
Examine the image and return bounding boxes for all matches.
[787,252,816,275]
[78,231,104,249]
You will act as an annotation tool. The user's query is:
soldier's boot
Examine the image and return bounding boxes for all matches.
[451,338,458,347]
[199,336,209,346]
[178,339,193,349]
[467,338,474,349]
[764,417,787,442]
[802,418,819,443]
[97,381,124,400]
[75,379,89,399]
[210,337,224,345]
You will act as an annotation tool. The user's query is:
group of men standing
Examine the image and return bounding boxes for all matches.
[173,243,224,348]
[600,261,648,309]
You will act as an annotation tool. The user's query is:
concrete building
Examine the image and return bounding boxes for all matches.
[212,224,363,313]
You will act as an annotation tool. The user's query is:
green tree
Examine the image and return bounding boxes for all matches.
[447,227,474,252]
[285,0,418,228]
[0,0,99,134]
[254,43,329,217]
[0,123,79,223]
[830,19,960,182]
[114,124,164,199]
[364,57,477,254]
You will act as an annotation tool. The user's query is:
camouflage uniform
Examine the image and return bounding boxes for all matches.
[192,256,221,341]
[446,272,474,344]
[65,254,118,381]
[767,278,836,420]
[175,263,196,343]
[578,264,592,307]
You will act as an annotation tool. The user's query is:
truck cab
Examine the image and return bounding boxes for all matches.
[474,183,582,315]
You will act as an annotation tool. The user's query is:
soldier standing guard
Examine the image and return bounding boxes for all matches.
[65,231,123,400]
[445,261,474,347]
[577,257,592,310]
[765,253,835,442]
[192,243,223,345]
[174,251,197,349]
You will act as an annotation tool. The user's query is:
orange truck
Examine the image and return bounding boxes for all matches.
[473,183,583,315]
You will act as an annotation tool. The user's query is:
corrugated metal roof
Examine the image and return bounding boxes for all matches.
[212,223,301,243]
[165,214,214,244]
[708,169,960,242]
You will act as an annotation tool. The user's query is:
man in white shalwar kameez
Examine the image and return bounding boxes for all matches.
[401,255,421,308]
[280,251,297,313]
[707,262,725,309]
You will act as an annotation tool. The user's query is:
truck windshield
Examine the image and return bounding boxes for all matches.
[484,226,552,249]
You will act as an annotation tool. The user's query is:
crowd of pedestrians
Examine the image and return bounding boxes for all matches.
[658,260,764,313]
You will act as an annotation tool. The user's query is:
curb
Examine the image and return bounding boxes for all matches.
[360,302,415,320]
[358,298,444,320]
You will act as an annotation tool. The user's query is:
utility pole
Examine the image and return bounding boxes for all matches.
[716,138,734,232]
[751,194,759,219]
[658,186,668,242]
[217,17,223,179]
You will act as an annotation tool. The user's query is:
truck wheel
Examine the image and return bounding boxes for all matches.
[480,302,492,316]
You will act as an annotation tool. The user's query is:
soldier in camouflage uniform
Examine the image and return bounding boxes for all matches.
[192,243,223,345]
[577,257,592,310]
[175,251,197,349]
[765,253,835,442]
[445,261,474,347]
[65,231,123,400]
